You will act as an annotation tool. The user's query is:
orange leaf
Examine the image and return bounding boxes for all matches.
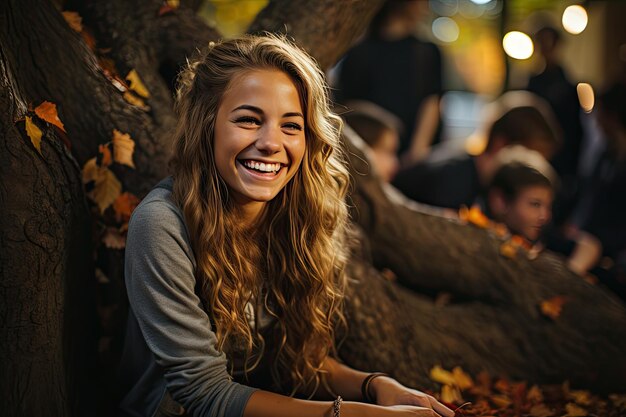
[126,69,150,98]
[569,390,592,406]
[99,144,112,167]
[159,4,176,15]
[81,28,96,51]
[467,205,490,228]
[123,91,150,111]
[527,385,544,403]
[34,101,66,132]
[493,223,508,238]
[102,227,126,249]
[564,402,587,416]
[25,116,43,155]
[62,11,83,32]
[529,404,553,417]
[113,192,140,223]
[500,241,517,260]
[112,129,136,168]
[82,158,122,213]
[490,394,512,409]
[540,296,569,320]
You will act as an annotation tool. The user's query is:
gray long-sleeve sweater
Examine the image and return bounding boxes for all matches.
[119,177,257,417]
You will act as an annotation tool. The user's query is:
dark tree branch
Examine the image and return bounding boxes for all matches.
[248,0,385,70]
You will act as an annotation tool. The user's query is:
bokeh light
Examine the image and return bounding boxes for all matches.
[577,83,595,113]
[502,31,534,60]
[562,5,588,35]
[432,17,460,43]
[470,0,492,5]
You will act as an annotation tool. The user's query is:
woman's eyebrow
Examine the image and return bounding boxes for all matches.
[232,105,303,119]
[232,104,263,115]
[283,112,304,119]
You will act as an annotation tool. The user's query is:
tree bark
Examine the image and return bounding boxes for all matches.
[248,0,385,70]
[6,0,624,415]
[0,1,383,415]
[339,130,626,392]
[0,27,97,417]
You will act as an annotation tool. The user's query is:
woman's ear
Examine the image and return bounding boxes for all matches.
[488,189,508,220]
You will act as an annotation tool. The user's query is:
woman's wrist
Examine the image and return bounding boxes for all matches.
[367,374,396,403]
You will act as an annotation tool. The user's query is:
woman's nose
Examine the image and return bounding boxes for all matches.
[255,125,282,154]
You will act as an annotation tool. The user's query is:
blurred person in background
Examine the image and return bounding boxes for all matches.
[343,100,401,183]
[526,25,584,226]
[392,99,561,210]
[335,0,442,165]
[566,82,626,300]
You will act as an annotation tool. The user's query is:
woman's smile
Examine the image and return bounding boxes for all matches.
[213,68,306,221]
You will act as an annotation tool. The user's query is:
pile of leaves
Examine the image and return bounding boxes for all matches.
[429,365,626,417]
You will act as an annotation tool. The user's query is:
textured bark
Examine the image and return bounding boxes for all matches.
[0,1,382,415]
[0,21,97,417]
[248,0,385,70]
[338,131,626,392]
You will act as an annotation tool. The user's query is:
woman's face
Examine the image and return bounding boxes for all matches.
[213,69,306,221]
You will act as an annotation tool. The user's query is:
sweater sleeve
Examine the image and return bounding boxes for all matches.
[125,196,257,417]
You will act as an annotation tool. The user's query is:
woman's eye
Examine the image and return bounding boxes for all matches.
[283,122,303,131]
[234,116,260,126]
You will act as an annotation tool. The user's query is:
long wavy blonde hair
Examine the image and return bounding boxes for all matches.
[169,34,350,395]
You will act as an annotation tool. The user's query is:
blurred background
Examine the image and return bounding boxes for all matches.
[198,0,625,148]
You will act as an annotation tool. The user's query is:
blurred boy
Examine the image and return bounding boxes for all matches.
[487,162,553,242]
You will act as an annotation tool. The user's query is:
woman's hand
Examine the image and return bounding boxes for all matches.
[369,376,455,417]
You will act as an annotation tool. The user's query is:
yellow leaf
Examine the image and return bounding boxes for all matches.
[25,116,43,155]
[441,385,463,404]
[451,367,473,391]
[540,296,569,320]
[529,404,554,417]
[569,390,592,406]
[430,365,456,386]
[123,91,150,110]
[166,0,180,7]
[112,129,136,168]
[90,166,122,213]
[62,11,83,32]
[99,144,112,167]
[527,385,544,403]
[82,157,99,183]
[102,227,126,249]
[126,69,150,98]
[564,402,587,417]
[34,101,66,132]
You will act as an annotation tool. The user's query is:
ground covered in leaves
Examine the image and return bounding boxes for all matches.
[429,366,626,417]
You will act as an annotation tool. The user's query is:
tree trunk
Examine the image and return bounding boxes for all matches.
[5,0,624,415]
[338,130,626,392]
[0,35,97,417]
[248,0,385,71]
[0,1,381,415]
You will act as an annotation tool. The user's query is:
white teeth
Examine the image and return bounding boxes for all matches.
[243,160,282,173]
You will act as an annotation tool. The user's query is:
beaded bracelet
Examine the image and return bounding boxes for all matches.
[332,396,343,417]
[361,372,389,403]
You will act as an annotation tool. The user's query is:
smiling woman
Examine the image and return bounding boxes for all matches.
[213,69,306,218]
[118,34,453,417]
